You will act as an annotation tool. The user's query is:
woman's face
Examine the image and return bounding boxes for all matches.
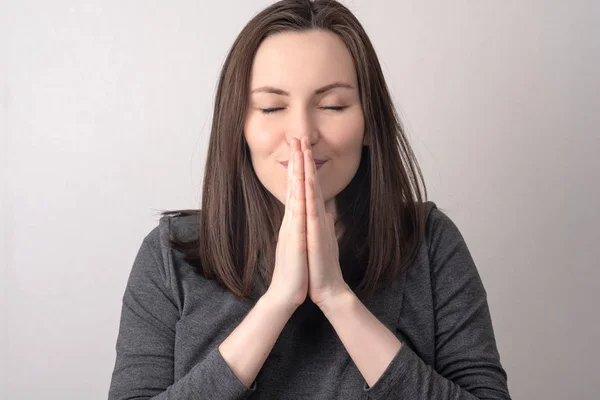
[244,29,366,217]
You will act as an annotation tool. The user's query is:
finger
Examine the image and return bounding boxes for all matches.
[312,155,328,221]
[284,138,296,223]
[292,148,306,235]
[300,136,309,153]
[303,138,327,225]
[304,147,320,220]
[299,137,315,216]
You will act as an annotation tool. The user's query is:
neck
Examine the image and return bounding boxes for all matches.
[325,198,344,240]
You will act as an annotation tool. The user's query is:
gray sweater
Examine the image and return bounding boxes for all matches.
[108,201,511,399]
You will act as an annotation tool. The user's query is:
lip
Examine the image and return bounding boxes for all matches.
[280,160,327,169]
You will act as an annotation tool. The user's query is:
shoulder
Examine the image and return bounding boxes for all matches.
[421,202,481,286]
[139,212,201,269]
[423,201,465,251]
[133,212,201,291]
[143,212,200,246]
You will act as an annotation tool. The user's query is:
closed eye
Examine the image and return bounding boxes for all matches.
[320,106,347,111]
[259,105,348,114]
[259,107,285,114]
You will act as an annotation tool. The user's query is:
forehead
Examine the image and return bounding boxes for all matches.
[249,29,357,90]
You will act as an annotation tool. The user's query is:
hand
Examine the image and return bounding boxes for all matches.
[266,138,309,310]
[299,137,350,307]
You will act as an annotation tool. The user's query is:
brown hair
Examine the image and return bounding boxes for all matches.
[160,0,428,302]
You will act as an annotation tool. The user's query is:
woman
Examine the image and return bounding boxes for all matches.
[108,1,511,399]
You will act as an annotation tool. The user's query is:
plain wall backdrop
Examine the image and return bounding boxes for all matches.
[2,0,599,398]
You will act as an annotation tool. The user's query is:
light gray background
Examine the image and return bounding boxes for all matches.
[2,0,599,399]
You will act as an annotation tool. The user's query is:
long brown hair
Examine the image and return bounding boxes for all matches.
[160,0,428,302]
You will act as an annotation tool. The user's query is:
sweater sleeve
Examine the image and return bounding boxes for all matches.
[363,206,511,399]
[108,226,257,400]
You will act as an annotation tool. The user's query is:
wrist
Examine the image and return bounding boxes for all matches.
[317,285,356,318]
[260,290,301,316]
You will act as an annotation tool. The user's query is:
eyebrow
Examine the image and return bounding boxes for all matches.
[250,82,355,96]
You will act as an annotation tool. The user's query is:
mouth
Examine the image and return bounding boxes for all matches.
[280,161,327,170]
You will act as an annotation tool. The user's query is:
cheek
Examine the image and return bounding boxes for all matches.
[244,117,281,154]
[322,110,365,148]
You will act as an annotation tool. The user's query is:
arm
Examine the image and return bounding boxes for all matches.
[108,230,294,399]
[218,292,297,388]
[319,290,402,388]
[320,209,511,400]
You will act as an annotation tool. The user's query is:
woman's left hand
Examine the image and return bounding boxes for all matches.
[299,137,351,307]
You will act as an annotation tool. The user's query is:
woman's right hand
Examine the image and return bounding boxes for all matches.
[266,137,309,310]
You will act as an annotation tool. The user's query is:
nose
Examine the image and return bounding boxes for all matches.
[285,107,319,147]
